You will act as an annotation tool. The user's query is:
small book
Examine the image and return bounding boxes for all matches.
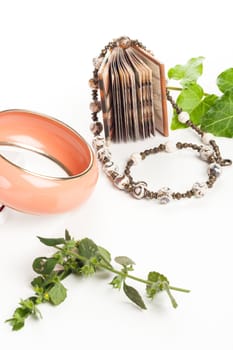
[97,37,168,143]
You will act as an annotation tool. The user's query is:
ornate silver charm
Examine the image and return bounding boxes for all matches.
[113,175,130,190]
[97,147,111,161]
[157,187,173,205]
[131,182,147,199]
[92,136,105,150]
[192,182,208,198]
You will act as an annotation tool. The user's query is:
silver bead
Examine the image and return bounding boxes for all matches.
[97,147,111,161]
[200,145,214,161]
[130,152,142,165]
[178,111,190,124]
[192,182,208,198]
[113,175,130,190]
[92,136,105,150]
[157,187,173,205]
[104,166,119,177]
[93,57,104,69]
[103,161,117,173]
[208,163,222,177]
[132,182,147,199]
[201,132,213,145]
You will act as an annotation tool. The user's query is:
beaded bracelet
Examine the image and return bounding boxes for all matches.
[89,38,232,204]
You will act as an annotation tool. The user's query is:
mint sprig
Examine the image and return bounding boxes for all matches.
[168,58,233,137]
[6,231,190,331]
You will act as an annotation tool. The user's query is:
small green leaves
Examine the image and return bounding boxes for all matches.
[7,231,189,330]
[168,56,204,86]
[37,236,65,247]
[115,256,135,267]
[123,282,146,310]
[78,238,98,259]
[217,68,233,93]
[33,257,58,275]
[48,283,67,305]
[201,89,233,137]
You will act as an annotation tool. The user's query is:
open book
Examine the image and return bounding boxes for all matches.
[98,42,168,142]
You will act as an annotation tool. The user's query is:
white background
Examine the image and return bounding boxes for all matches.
[1,0,233,349]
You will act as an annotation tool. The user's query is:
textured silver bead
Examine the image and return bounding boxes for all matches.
[208,163,222,177]
[97,147,111,161]
[113,175,130,190]
[178,111,190,124]
[103,161,117,173]
[132,182,147,199]
[92,136,105,150]
[93,57,104,70]
[201,132,213,145]
[130,152,142,165]
[157,187,172,205]
[192,182,208,198]
[200,145,214,161]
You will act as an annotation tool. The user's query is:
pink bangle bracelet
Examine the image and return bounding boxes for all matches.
[0,110,98,214]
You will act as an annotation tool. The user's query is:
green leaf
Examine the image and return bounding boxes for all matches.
[171,83,204,130]
[78,238,98,259]
[110,275,124,290]
[123,282,146,310]
[217,68,233,93]
[115,256,135,267]
[31,276,44,288]
[190,94,218,125]
[48,282,67,305]
[147,271,169,285]
[98,246,112,265]
[65,229,71,241]
[32,257,58,275]
[37,236,65,247]
[168,56,204,86]
[201,88,233,137]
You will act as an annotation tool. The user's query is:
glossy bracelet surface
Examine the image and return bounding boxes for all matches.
[0,110,98,214]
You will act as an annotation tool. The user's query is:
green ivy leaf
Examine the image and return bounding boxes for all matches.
[123,282,147,310]
[48,283,67,305]
[168,56,204,86]
[190,94,218,125]
[201,88,233,137]
[78,238,98,259]
[171,83,204,130]
[217,68,233,93]
[115,256,135,267]
[31,276,45,288]
[32,257,58,275]
[37,236,65,247]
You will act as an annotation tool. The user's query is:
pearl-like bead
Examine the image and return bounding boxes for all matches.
[200,145,214,161]
[208,163,222,177]
[114,175,130,190]
[157,187,172,205]
[192,182,208,198]
[178,111,190,124]
[202,132,213,145]
[130,152,142,165]
[165,141,177,153]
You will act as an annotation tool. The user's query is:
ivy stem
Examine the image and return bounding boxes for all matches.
[98,262,190,294]
[167,85,209,96]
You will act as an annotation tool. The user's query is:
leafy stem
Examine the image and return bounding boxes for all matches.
[6,232,190,331]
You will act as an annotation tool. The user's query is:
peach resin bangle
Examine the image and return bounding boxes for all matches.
[0,110,98,214]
